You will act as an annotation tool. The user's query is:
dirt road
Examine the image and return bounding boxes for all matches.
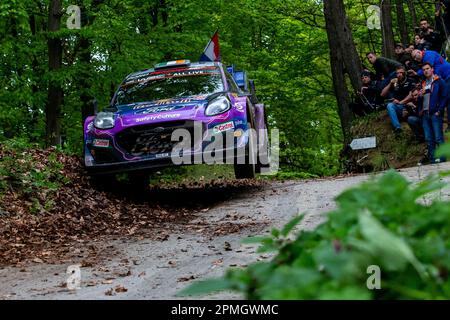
[1,162,450,300]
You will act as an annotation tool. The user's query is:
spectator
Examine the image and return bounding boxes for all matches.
[418,18,443,52]
[406,43,422,71]
[435,2,450,55]
[381,65,417,134]
[411,49,450,128]
[414,34,431,51]
[366,52,403,88]
[350,71,383,117]
[405,43,415,54]
[395,43,413,69]
[402,87,425,142]
[417,63,448,163]
[411,49,450,79]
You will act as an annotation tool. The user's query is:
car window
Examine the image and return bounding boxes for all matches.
[225,72,241,93]
[115,68,224,105]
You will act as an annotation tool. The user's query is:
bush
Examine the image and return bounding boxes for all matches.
[182,170,450,299]
[0,139,70,213]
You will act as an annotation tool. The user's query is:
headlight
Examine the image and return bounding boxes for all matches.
[94,112,115,129]
[205,96,231,116]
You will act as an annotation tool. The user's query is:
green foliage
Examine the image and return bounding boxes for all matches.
[348,112,428,172]
[0,138,70,213]
[181,170,450,299]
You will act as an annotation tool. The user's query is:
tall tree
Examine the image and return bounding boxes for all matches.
[406,0,417,30]
[381,0,396,59]
[396,0,409,46]
[323,0,362,142]
[78,0,104,125]
[46,0,63,146]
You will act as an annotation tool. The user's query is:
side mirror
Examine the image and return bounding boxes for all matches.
[92,98,98,115]
[82,98,98,125]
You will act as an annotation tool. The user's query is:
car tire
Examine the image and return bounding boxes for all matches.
[256,125,271,173]
[234,122,256,179]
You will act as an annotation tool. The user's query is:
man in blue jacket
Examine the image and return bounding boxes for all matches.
[411,49,450,129]
[418,63,448,164]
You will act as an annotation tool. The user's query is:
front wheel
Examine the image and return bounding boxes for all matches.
[234,123,256,179]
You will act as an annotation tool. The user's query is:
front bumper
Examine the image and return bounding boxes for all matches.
[84,144,246,175]
[84,120,250,175]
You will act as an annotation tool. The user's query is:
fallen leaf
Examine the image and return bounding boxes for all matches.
[115,285,128,293]
[177,275,196,282]
[105,288,114,296]
[224,242,232,251]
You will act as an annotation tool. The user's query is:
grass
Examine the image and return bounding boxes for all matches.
[349,111,427,172]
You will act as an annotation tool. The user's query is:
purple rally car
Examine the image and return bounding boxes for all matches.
[83,60,269,182]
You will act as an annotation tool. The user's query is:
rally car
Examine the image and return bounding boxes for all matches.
[83,60,270,183]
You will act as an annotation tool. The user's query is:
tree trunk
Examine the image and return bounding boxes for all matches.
[323,0,361,142]
[46,0,63,146]
[396,0,409,46]
[381,0,396,59]
[78,1,99,126]
[406,0,417,30]
[29,14,40,142]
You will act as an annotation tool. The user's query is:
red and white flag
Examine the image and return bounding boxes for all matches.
[199,30,221,62]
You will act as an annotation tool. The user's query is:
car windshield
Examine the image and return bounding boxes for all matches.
[115,68,224,105]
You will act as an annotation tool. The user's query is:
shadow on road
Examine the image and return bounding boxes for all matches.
[101,179,268,209]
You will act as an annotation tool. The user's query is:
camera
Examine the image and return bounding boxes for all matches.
[414,27,424,36]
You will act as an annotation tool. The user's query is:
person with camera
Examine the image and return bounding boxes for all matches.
[381,66,418,135]
[436,0,450,39]
[417,18,443,53]
[400,86,425,142]
[417,63,448,164]
[350,71,383,117]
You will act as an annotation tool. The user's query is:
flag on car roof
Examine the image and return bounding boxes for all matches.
[199,29,221,62]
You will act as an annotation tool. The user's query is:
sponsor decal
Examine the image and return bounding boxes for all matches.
[124,68,219,87]
[93,139,110,148]
[123,74,165,86]
[171,70,217,77]
[213,121,235,134]
[136,105,185,115]
[234,129,244,137]
[155,153,170,159]
[235,102,245,112]
[133,99,192,110]
[135,113,181,123]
